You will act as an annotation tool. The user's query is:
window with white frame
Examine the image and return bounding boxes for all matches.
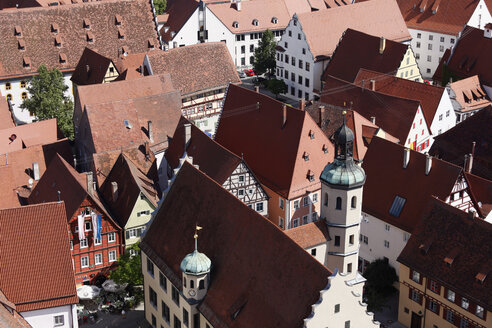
[256,202,263,212]
[303,197,309,206]
[412,270,420,283]
[312,193,318,203]
[81,256,89,268]
[293,200,300,209]
[293,218,299,228]
[461,297,469,310]
[279,198,284,209]
[447,289,455,302]
[279,217,284,228]
[54,315,64,326]
[94,237,101,245]
[109,250,117,262]
[94,253,102,265]
[80,238,88,248]
[85,221,91,231]
[476,304,484,318]
[108,232,116,243]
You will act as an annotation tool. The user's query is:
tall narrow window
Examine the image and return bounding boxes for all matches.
[351,196,356,209]
[336,197,342,210]
[324,193,328,206]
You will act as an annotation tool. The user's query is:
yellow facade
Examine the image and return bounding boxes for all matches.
[398,264,490,328]
[396,48,423,83]
[124,195,155,248]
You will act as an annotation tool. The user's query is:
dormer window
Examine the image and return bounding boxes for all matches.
[54,35,62,47]
[303,152,309,161]
[23,56,31,68]
[309,130,315,139]
[232,21,239,28]
[51,23,59,33]
[86,31,94,43]
[272,17,278,24]
[118,28,125,39]
[122,46,129,56]
[83,18,91,29]
[252,19,258,26]
[115,14,122,25]
[148,38,155,50]
[59,53,67,64]
[322,144,328,154]
[307,170,314,182]
[18,39,25,50]
[14,25,22,37]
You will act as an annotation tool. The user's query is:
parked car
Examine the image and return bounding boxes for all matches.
[237,70,246,78]
[243,69,255,77]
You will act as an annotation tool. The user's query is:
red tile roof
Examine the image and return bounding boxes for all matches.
[464,173,492,218]
[284,220,330,249]
[297,0,410,59]
[214,85,334,199]
[0,118,61,154]
[396,0,492,35]
[71,47,113,85]
[100,153,158,227]
[0,289,31,328]
[362,137,463,233]
[353,69,444,127]
[141,162,333,327]
[397,198,492,311]
[448,75,492,113]
[442,26,492,86]
[0,202,77,312]
[0,0,159,79]
[322,29,410,83]
[146,43,240,96]
[113,53,147,80]
[429,106,492,180]
[0,93,15,130]
[159,0,199,43]
[320,75,422,144]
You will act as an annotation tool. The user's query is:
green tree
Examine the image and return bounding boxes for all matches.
[109,243,143,286]
[363,258,398,312]
[253,29,277,76]
[153,0,167,15]
[21,65,74,139]
[266,78,287,99]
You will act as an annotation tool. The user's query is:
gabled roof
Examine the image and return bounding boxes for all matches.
[397,198,492,311]
[0,94,15,130]
[0,139,73,209]
[320,75,422,143]
[322,29,409,83]
[0,291,31,328]
[448,75,492,112]
[396,0,492,35]
[159,0,199,42]
[362,137,463,233]
[464,172,492,218]
[100,153,158,228]
[28,154,118,228]
[429,106,492,180]
[214,85,334,199]
[444,26,492,86]
[0,0,159,79]
[284,219,330,249]
[141,162,333,327]
[0,118,61,154]
[113,53,147,80]
[146,43,240,96]
[353,69,444,126]
[166,117,241,185]
[0,202,78,312]
[296,0,410,59]
[82,92,182,153]
[71,47,114,85]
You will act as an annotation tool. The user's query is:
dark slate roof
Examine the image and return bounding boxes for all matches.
[398,198,492,311]
[141,162,333,327]
[71,47,113,85]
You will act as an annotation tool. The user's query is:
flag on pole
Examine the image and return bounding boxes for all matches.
[96,215,102,240]
[77,215,85,240]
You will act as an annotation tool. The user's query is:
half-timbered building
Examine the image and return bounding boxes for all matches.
[358,137,490,276]
[29,154,123,286]
[165,117,268,216]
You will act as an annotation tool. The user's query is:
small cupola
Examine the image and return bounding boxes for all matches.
[180,225,211,303]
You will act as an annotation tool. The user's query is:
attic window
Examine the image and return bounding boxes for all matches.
[14,25,22,36]
[124,120,132,129]
[51,23,59,33]
[54,35,62,47]
[83,18,91,29]
[232,21,239,28]
[443,247,459,267]
[118,28,125,39]
[59,53,67,64]
[303,152,309,161]
[272,17,278,24]
[309,130,315,139]
[86,31,94,43]
[307,170,315,182]
[389,195,406,217]
[18,39,25,50]
[476,272,487,284]
[115,14,122,25]
[148,38,155,49]
[418,239,432,255]
[122,46,129,55]
[323,144,328,154]
[23,56,31,68]
[252,19,259,26]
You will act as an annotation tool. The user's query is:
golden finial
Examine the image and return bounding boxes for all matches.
[194,225,202,251]
[342,110,347,116]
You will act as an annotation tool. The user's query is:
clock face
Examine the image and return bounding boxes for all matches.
[188,289,196,297]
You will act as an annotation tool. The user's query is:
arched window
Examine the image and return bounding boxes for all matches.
[324,193,328,206]
[20,80,26,88]
[21,92,27,99]
[351,196,357,209]
[232,21,238,28]
[199,279,205,290]
[5,82,11,90]
[336,197,342,210]
[190,280,194,288]
[6,94,12,102]
[183,277,187,288]
[252,19,258,26]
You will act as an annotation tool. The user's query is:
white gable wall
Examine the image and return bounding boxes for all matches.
[22,304,78,328]
[167,8,201,49]
[430,90,456,140]
[467,0,492,29]
[403,106,432,152]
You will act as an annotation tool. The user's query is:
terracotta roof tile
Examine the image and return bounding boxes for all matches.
[141,162,332,327]
[429,106,492,180]
[284,220,330,249]
[397,198,492,311]
[0,290,31,328]
[0,202,77,312]
[0,0,159,79]
[297,0,410,59]
[146,43,240,96]
[214,85,334,199]
[113,53,147,80]
[448,75,492,113]
[0,118,59,154]
[362,137,463,233]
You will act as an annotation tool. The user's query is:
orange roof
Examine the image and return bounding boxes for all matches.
[0,289,31,328]
[449,75,492,112]
[215,85,334,199]
[0,119,60,154]
[284,220,330,249]
[113,53,147,80]
[0,93,15,130]
[0,202,77,312]
[297,0,410,59]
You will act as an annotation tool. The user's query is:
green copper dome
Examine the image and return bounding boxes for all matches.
[180,250,211,275]
[320,158,366,189]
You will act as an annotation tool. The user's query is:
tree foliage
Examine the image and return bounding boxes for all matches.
[253,29,276,76]
[109,243,143,286]
[266,78,287,98]
[363,258,398,312]
[154,0,167,15]
[20,65,74,140]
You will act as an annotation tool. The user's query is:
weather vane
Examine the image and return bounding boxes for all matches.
[194,224,202,250]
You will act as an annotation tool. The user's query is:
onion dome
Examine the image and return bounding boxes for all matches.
[180,250,211,275]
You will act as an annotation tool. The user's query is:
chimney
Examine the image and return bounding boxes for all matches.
[465,153,473,173]
[370,79,376,91]
[282,104,287,128]
[403,148,410,169]
[148,120,154,142]
[86,172,93,195]
[32,162,40,180]
[236,0,241,11]
[425,154,432,175]
[468,208,476,219]
[57,190,61,202]
[184,123,191,149]
[111,182,118,202]
[255,86,260,93]
[379,37,386,54]
[299,99,305,111]
[144,141,151,160]
[319,105,325,125]
[370,116,376,124]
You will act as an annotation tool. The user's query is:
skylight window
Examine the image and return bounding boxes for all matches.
[389,196,406,217]
[124,120,132,129]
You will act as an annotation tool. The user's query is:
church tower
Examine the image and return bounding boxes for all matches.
[320,115,366,284]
